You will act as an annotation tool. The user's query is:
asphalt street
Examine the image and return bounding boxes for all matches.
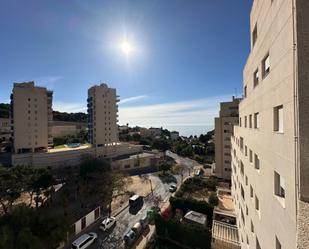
[74,152,200,249]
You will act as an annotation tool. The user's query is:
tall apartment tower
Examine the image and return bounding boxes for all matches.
[11,82,53,153]
[87,83,119,147]
[232,1,309,249]
[214,97,241,180]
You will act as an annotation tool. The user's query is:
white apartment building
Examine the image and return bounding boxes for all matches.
[0,118,11,141]
[232,1,309,249]
[214,97,240,180]
[11,82,53,153]
[87,83,119,148]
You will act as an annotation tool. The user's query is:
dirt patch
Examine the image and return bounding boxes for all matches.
[111,176,157,214]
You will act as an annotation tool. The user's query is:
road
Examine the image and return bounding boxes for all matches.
[166,150,200,169]
[86,174,175,249]
[75,152,201,249]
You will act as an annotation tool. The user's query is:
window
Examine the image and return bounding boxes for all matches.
[254,112,259,129]
[262,53,270,78]
[249,149,253,163]
[254,154,260,170]
[275,237,282,249]
[253,69,259,87]
[244,86,247,98]
[241,186,245,200]
[255,195,260,211]
[249,114,252,128]
[239,117,242,127]
[274,171,285,198]
[250,185,253,198]
[256,237,261,249]
[241,208,245,224]
[274,105,283,133]
[245,175,248,186]
[240,137,244,151]
[252,24,257,47]
[240,161,244,176]
[251,220,254,233]
[245,116,247,128]
[245,146,248,156]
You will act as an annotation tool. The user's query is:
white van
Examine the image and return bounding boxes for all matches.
[71,232,97,249]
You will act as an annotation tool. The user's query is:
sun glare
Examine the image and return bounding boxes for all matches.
[120,40,133,55]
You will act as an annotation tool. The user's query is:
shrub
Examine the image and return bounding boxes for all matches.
[204,176,218,191]
[208,192,219,207]
[155,214,211,249]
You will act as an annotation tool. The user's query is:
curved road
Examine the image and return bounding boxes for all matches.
[81,151,201,249]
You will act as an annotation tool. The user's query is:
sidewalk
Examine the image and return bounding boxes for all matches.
[132,224,155,249]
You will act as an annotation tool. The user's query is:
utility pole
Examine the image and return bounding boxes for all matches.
[149,179,153,195]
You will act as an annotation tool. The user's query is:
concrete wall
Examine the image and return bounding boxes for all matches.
[12,147,95,167]
[295,0,309,247]
[232,0,299,248]
[74,207,101,235]
[11,143,143,168]
[111,152,162,171]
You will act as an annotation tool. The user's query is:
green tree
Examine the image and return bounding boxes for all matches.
[160,163,172,175]
[208,192,219,207]
[152,139,171,151]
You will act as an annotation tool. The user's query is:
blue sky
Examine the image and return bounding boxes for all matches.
[0,0,252,136]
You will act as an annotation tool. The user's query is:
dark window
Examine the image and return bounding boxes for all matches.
[81,217,86,230]
[262,53,270,78]
[252,24,257,47]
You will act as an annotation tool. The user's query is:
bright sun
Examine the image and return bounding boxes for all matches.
[120,40,133,55]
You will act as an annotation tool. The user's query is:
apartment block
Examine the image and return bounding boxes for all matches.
[87,83,119,147]
[232,1,309,249]
[214,96,240,180]
[11,82,53,153]
[0,118,11,142]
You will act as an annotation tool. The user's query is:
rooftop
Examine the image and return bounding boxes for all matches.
[184,210,207,226]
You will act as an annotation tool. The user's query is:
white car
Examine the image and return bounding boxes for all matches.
[169,184,177,192]
[100,217,116,231]
[71,232,97,249]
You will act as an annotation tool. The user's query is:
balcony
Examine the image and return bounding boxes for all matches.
[212,221,240,249]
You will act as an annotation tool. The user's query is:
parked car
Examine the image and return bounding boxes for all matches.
[132,221,143,236]
[71,232,97,249]
[129,194,143,208]
[169,184,177,192]
[194,168,204,177]
[139,215,149,228]
[100,217,116,231]
[123,229,136,245]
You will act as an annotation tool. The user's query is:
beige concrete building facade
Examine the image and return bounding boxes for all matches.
[214,97,240,180]
[232,1,309,249]
[11,143,143,168]
[11,82,53,153]
[87,83,119,148]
